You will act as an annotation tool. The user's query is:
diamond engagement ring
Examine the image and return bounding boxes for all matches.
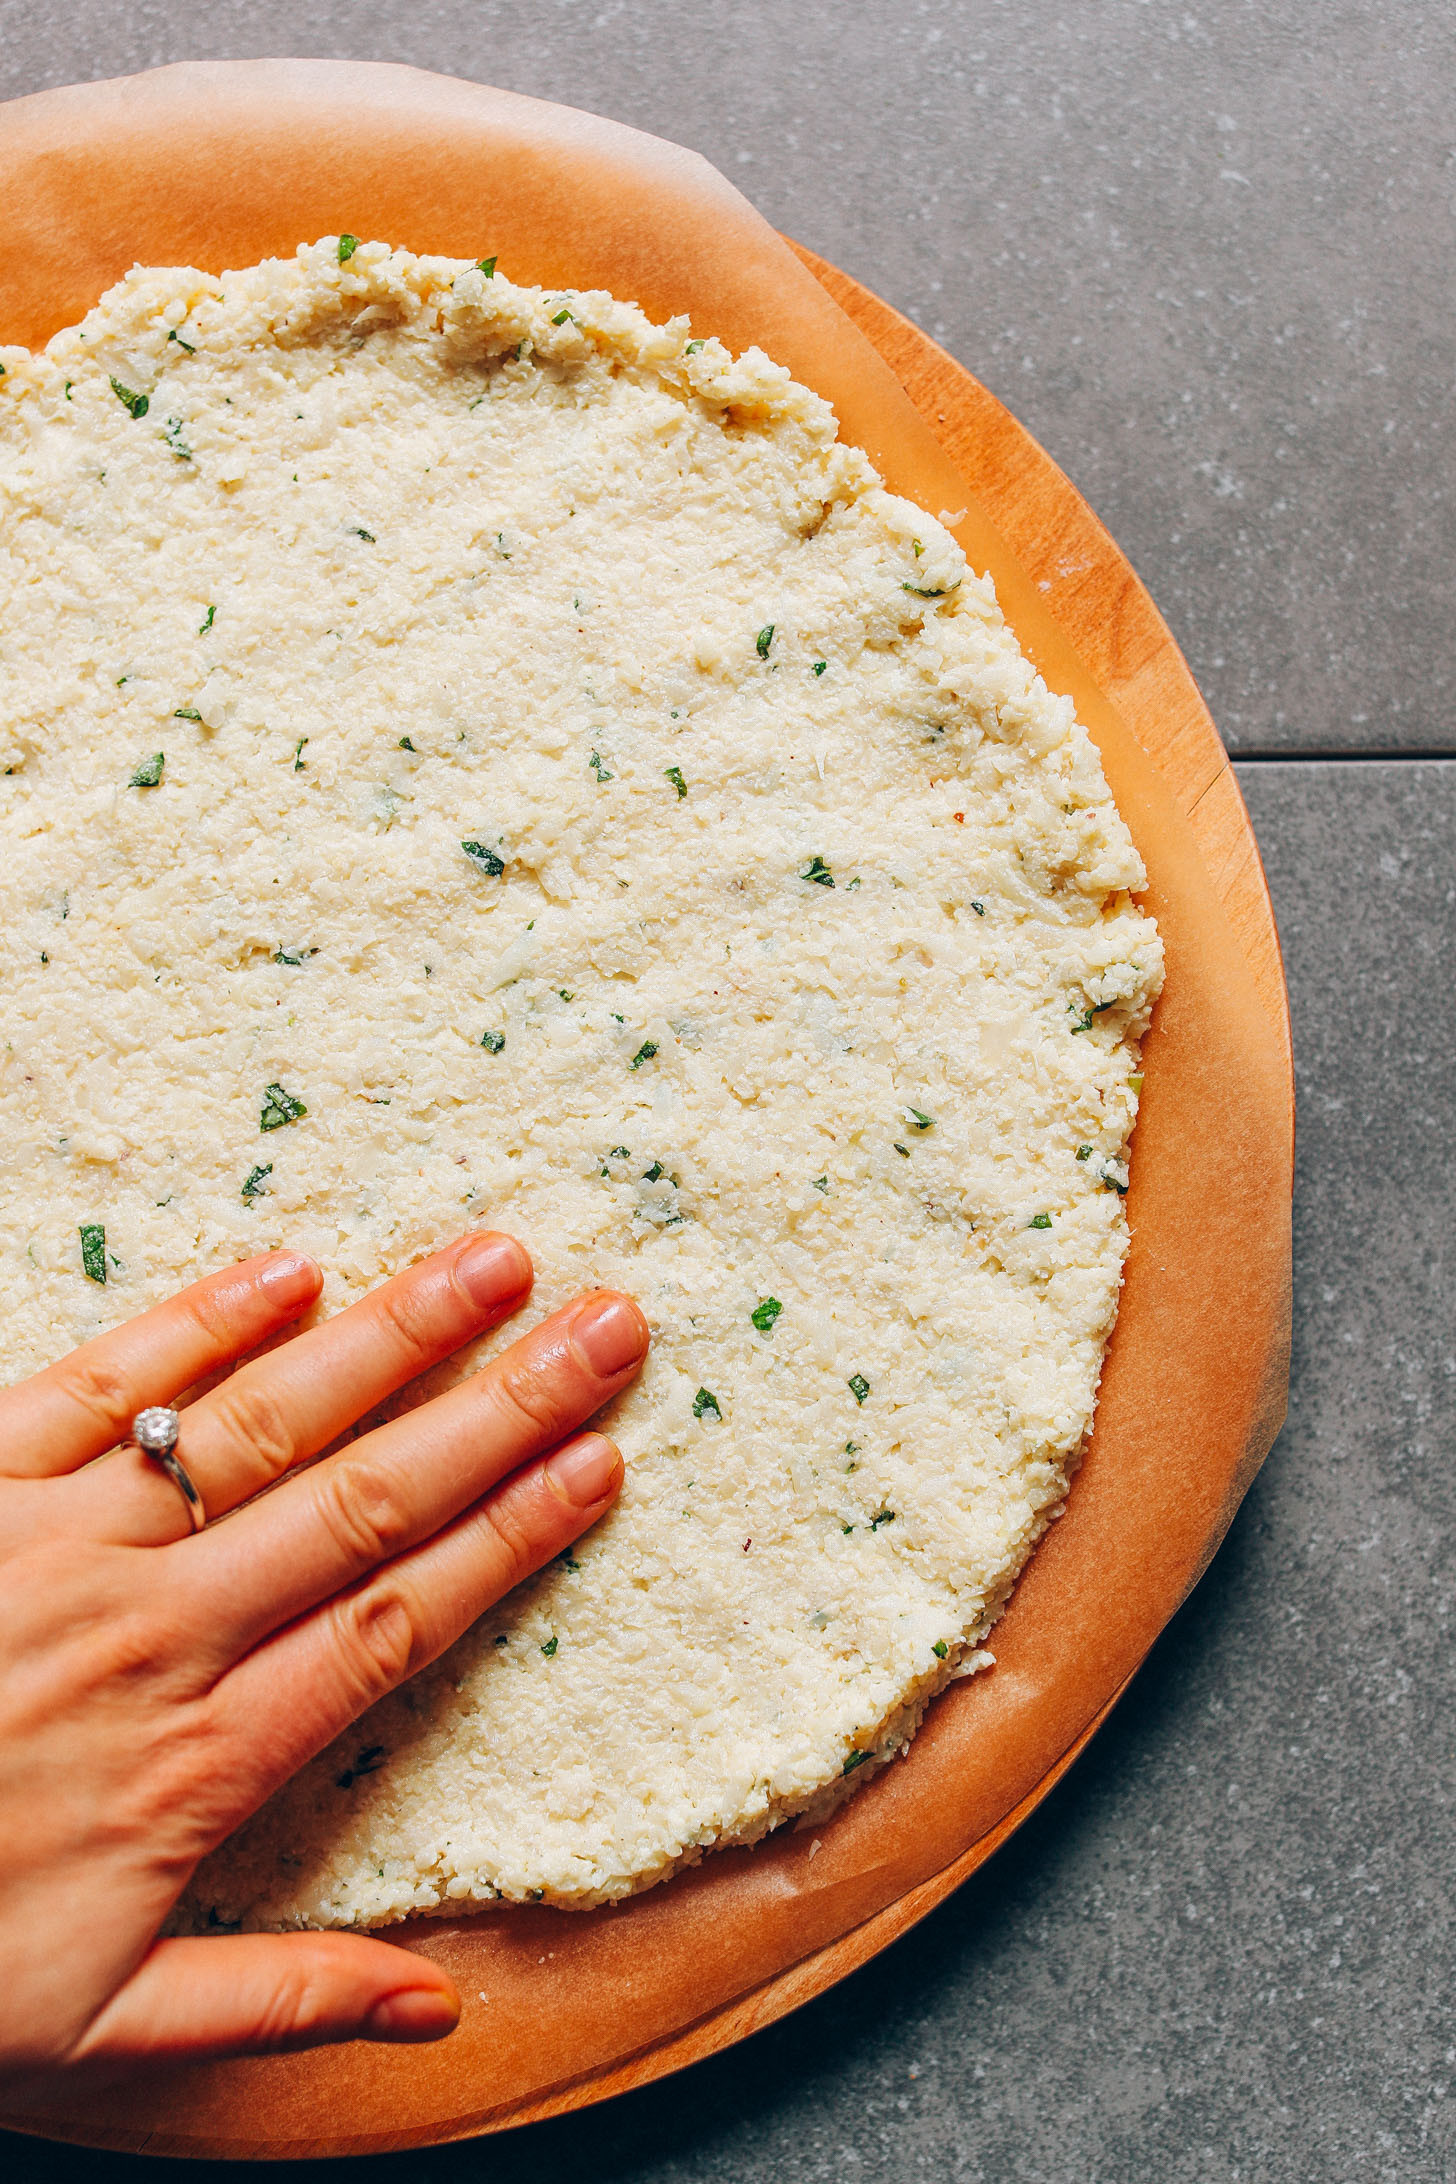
[130,1406,207,1532]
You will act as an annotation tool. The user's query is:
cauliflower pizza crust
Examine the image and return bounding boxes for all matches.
[0,241,1162,1925]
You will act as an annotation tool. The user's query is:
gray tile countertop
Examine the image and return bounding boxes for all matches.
[2,6,1452,2181]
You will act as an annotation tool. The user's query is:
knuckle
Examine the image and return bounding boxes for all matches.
[335,1581,422,1700]
[178,1275,243,1347]
[51,1354,138,1447]
[204,1373,298,1483]
[372,1275,451,1366]
[474,1487,537,1578]
[492,1347,579,1442]
[314,1460,415,1572]
[211,1952,341,2052]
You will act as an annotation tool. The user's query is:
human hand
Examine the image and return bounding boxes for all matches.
[0,1233,648,2106]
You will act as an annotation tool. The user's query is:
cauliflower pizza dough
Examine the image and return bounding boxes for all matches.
[0,242,1162,1926]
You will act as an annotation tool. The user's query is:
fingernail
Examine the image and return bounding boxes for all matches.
[546,1433,623,1509]
[257,1252,320,1304]
[570,1293,648,1377]
[456,1232,532,1309]
[363,1985,461,2042]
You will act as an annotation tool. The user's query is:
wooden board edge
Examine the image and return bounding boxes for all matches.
[0,240,1294,2163]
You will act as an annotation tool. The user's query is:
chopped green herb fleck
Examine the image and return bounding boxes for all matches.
[558,989,574,1003]
[109,378,149,418]
[970,899,986,916]
[693,1387,722,1422]
[609,1145,630,1160]
[1028,1213,1053,1230]
[551,307,573,326]
[801,854,834,887]
[811,1176,828,1192]
[241,1163,272,1202]
[756,624,775,658]
[480,1029,506,1054]
[588,750,614,783]
[476,255,498,277]
[751,1296,783,1334]
[173,705,201,721]
[199,604,215,634]
[1076,1144,1094,1161]
[664,765,688,798]
[271,946,316,966]
[893,1142,910,1157]
[163,416,191,460]
[641,1161,666,1183]
[842,1522,855,1535]
[129,752,165,787]
[813,659,827,676]
[561,1552,580,1572]
[870,1509,896,1530]
[541,1635,559,1657]
[494,1633,509,1646]
[79,1224,107,1284]
[843,1749,870,1775]
[630,1040,659,1070]
[912,538,924,557]
[685,338,706,353]
[337,234,359,263]
[335,1743,385,1788]
[906,1107,934,1131]
[398,735,416,751]
[461,839,506,876]
[902,581,958,598]
[260,1082,307,1132]
[848,1373,871,1405]
[349,525,376,543]
[1100,1168,1129,1196]
[167,328,197,354]
[1128,1073,1144,1091]
[932,1639,949,1659]
[1069,1001,1113,1034]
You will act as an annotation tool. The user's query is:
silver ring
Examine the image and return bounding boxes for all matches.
[131,1406,206,1532]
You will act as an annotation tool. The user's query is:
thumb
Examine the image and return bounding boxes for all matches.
[54,1933,459,2091]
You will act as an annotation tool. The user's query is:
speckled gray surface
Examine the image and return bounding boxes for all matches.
[2,0,1453,753]
[1,6,1453,2179]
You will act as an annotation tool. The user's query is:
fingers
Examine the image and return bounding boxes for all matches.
[71,1231,534,1546]
[55,1934,458,2091]
[192,1288,646,1661]
[211,1428,623,1800]
[0,1253,322,1481]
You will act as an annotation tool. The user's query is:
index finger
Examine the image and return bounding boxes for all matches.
[0,1252,322,1479]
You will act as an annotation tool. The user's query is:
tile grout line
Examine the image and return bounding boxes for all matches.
[1231,751,1456,764]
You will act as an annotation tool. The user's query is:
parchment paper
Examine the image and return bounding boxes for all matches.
[0,61,1292,2153]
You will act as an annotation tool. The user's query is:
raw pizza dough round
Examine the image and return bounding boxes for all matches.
[0,241,1161,1925]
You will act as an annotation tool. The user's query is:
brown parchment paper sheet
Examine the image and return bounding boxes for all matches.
[0,62,1293,2153]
